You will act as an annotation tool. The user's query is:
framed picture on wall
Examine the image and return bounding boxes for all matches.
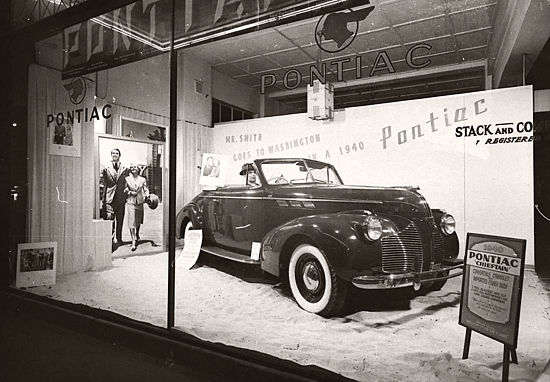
[48,119,81,157]
[200,153,227,187]
[16,242,57,288]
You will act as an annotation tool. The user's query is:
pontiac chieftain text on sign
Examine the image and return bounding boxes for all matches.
[466,249,520,324]
[460,235,526,347]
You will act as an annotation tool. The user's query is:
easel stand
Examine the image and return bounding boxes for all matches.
[462,328,518,382]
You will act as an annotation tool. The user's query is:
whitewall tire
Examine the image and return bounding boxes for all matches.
[288,243,347,317]
[183,220,193,242]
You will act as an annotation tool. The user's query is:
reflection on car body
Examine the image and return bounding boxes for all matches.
[177,158,462,316]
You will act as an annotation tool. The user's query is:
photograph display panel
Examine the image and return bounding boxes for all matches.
[48,119,81,157]
[211,86,535,263]
[16,242,57,288]
[199,153,227,187]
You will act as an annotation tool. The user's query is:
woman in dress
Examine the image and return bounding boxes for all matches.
[124,164,149,251]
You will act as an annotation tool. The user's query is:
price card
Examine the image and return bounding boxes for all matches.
[176,230,203,270]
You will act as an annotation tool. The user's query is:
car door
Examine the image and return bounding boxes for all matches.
[204,187,266,254]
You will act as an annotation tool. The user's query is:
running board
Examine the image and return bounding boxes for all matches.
[201,246,261,264]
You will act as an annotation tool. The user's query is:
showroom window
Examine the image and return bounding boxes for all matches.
[22,0,173,327]
[10,0,90,29]
[8,1,549,381]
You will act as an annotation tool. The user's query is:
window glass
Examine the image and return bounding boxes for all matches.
[9,1,546,381]
[220,104,232,122]
[10,0,90,29]
[212,99,253,123]
[21,0,171,327]
[212,102,220,124]
[233,109,243,120]
[170,3,538,380]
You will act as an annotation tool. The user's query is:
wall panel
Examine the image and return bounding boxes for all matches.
[27,64,112,275]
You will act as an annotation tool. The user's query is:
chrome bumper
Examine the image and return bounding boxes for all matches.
[351,260,463,290]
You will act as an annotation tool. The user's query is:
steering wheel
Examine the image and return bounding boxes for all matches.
[267,175,288,185]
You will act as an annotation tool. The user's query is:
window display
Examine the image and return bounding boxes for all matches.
[5,0,550,381]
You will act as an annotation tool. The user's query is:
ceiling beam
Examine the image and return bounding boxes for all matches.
[487,0,530,87]
[487,0,550,88]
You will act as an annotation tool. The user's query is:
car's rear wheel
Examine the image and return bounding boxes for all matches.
[288,244,347,317]
[177,219,194,249]
[183,220,193,241]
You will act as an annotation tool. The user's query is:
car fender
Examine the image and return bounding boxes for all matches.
[431,209,460,259]
[261,212,389,280]
[176,202,202,239]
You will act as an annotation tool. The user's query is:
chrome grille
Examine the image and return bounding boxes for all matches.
[432,231,445,264]
[381,222,423,273]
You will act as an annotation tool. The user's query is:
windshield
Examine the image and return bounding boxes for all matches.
[260,160,343,186]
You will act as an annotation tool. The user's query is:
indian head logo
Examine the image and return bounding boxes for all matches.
[63,77,86,105]
[315,4,375,53]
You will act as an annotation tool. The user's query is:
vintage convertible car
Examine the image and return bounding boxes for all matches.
[177,158,462,316]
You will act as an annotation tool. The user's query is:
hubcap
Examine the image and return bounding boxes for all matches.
[302,261,320,292]
[294,252,326,304]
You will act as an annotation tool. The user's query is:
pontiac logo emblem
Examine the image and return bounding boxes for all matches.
[63,77,86,105]
[315,5,375,53]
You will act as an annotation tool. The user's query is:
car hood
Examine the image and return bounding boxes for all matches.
[271,184,431,218]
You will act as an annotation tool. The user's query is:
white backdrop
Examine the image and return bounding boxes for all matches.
[211,86,534,264]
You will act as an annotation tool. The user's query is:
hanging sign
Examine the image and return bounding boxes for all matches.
[62,0,366,79]
[459,233,526,347]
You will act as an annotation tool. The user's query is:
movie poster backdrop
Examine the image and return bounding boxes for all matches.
[210,86,535,264]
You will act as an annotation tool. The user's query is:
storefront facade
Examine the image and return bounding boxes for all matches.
[2,1,550,380]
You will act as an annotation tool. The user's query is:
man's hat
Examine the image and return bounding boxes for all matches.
[239,163,255,175]
[146,193,159,210]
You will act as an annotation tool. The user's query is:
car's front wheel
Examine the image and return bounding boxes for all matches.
[288,244,347,317]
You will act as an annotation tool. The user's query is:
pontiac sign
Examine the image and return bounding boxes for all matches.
[62,0,369,79]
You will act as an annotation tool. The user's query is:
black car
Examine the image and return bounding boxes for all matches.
[177,158,462,316]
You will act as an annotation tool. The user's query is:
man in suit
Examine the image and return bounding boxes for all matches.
[101,148,129,244]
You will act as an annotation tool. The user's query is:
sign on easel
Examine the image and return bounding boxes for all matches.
[459,233,526,382]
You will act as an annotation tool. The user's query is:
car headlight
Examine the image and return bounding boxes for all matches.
[363,216,383,241]
[440,213,455,235]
